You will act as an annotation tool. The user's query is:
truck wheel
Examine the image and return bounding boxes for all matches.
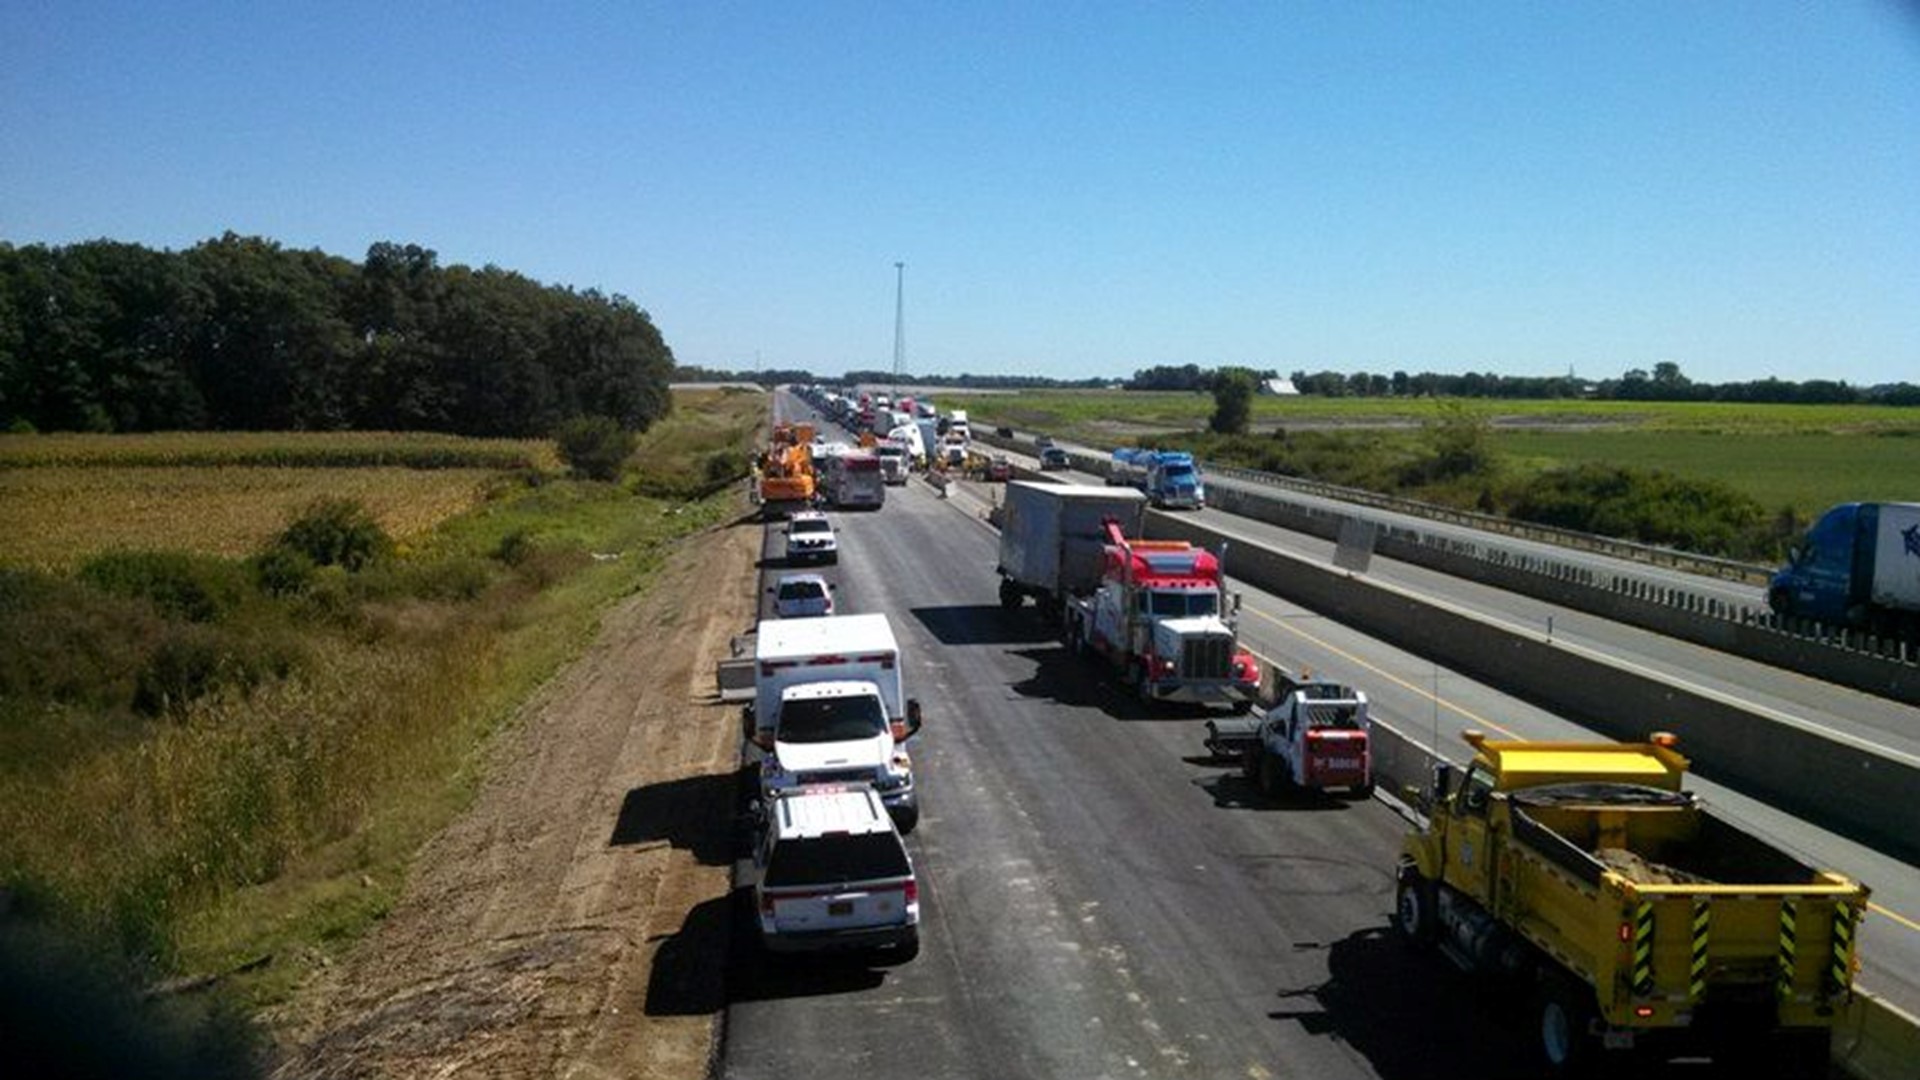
[1393,870,1434,947]
[1257,752,1280,797]
[892,804,920,835]
[998,579,1023,610]
[1537,979,1599,1075]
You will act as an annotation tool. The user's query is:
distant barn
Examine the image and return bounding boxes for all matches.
[1260,377,1300,396]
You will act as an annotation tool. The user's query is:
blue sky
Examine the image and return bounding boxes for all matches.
[3,2,1916,385]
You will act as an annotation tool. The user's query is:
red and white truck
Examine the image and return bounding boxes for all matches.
[1240,676,1372,797]
[996,481,1260,710]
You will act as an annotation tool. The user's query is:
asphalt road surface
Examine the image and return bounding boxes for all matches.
[722,393,1880,1077]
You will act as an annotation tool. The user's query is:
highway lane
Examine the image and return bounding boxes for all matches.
[771,390,1919,1007]
[731,472,1543,1080]
[982,450,1920,1009]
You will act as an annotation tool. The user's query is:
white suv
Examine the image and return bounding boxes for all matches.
[771,572,835,618]
[784,511,838,565]
[753,785,919,959]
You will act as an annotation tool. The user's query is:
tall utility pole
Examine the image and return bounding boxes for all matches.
[892,261,906,399]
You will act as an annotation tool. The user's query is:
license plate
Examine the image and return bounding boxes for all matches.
[828,900,853,916]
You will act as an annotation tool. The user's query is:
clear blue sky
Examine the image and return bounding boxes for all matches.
[4,2,1916,385]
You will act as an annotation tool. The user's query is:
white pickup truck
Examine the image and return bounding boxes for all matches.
[747,614,924,831]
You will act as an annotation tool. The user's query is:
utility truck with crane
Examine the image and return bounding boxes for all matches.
[1394,730,1869,1074]
[757,423,818,519]
[996,482,1259,710]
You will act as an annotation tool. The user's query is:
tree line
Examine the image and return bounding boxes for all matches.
[0,235,676,436]
[1127,360,1919,405]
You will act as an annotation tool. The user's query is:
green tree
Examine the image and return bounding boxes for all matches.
[1209,367,1257,435]
[554,415,636,481]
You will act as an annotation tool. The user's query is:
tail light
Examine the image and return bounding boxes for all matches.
[1155,657,1176,677]
[904,879,919,906]
[761,892,777,916]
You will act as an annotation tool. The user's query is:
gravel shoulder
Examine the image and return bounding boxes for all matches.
[274,514,760,1079]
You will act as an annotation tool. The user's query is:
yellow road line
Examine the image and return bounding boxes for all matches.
[1241,604,1520,740]
[1241,604,1919,937]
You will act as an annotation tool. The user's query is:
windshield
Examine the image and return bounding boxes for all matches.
[1161,464,1195,481]
[766,833,908,887]
[1302,702,1363,730]
[1146,590,1218,617]
[777,580,824,601]
[791,519,831,536]
[779,694,887,743]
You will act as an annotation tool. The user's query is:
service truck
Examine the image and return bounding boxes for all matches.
[1768,500,1920,638]
[1110,448,1206,509]
[747,614,923,831]
[874,441,910,484]
[996,481,1259,710]
[820,449,886,509]
[1395,731,1868,1074]
[1225,676,1373,797]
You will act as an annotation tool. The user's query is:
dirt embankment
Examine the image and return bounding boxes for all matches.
[273,515,760,1079]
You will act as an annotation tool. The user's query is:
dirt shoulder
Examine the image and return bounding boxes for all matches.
[273,513,760,1079]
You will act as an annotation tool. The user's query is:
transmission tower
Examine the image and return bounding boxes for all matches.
[892,261,906,397]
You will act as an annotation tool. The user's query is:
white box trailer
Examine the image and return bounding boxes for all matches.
[996,481,1147,610]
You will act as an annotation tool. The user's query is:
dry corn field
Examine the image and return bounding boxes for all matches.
[0,432,550,570]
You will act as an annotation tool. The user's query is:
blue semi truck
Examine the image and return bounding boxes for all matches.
[1110,449,1206,509]
[1768,501,1920,637]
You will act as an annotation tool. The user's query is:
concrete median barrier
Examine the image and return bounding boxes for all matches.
[1145,512,1920,868]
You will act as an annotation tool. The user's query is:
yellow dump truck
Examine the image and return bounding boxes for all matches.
[1395,731,1868,1074]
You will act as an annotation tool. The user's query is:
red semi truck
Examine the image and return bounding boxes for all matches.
[996,482,1259,710]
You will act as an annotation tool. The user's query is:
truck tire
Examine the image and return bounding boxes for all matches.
[1393,870,1434,948]
[892,804,920,835]
[998,579,1022,610]
[1537,978,1599,1076]
[1257,751,1281,797]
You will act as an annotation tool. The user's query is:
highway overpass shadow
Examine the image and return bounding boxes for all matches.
[909,604,1060,647]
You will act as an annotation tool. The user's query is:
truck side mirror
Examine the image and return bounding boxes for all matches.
[905,698,924,738]
[1232,593,1243,614]
[741,703,757,743]
[1432,762,1455,807]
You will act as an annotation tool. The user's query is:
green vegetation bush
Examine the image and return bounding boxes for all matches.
[0,569,156,715]
[554,415,636,482]
[493,528,538,567]
[78,551,247,623]
[1506,464,1769,558]
[133,623,301,720]
[248,547,316,596]
[272,498,392,571]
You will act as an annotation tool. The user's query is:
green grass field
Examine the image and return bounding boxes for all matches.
[941,389,1919,517]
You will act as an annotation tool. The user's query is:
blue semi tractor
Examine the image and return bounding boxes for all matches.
[1110,449,1206,509]
[1768,501,1920,636]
